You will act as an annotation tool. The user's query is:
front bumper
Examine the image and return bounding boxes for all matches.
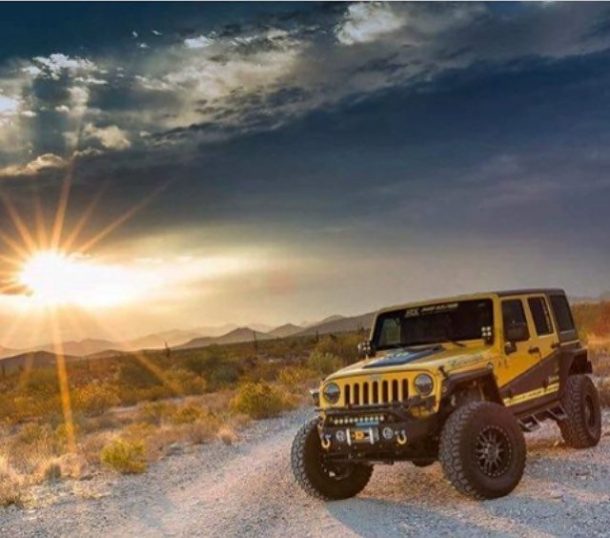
[318,398,437,457]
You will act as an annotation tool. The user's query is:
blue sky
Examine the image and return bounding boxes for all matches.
[0,2,609,342]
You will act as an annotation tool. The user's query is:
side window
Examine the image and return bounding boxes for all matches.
[502,299,530,339]
[550,295,575,333]
[528,297,553,336]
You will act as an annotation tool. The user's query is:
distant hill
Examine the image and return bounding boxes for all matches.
[296,312,374,337]
[0,345,19,359]
[0,350,80,375]
[127,329,203,349]
[0,312,375,360]
[177,327,272,350]
[39,339,120,357]
[268,323,304,338]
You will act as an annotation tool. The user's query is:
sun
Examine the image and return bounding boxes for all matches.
[18,249,142,308]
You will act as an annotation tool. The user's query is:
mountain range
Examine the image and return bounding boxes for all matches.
[0,311,375,361]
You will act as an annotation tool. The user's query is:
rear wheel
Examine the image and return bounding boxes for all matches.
[439,401,526,499]
[559,375,601,448]
[291,418,373,500]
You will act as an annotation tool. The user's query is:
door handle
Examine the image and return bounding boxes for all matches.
[528,346,540,355]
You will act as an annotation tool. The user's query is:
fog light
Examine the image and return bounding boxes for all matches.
[336,430,346,443]
[382,427,394,440]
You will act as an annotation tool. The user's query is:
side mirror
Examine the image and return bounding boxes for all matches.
[505,322,529,343]
[357,340,374,358]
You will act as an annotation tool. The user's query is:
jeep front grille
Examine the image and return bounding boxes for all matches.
[343,378,409,406]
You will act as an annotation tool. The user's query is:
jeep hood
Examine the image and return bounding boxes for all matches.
[326,344,491,381]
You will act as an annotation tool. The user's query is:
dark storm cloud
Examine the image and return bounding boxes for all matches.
[1,2,610,300]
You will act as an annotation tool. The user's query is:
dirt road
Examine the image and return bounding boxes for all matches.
[3,408,610,537]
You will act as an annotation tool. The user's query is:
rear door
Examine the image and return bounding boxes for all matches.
[499,295,561,410]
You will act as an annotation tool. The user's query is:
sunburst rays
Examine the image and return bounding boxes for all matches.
[0,152,173,452]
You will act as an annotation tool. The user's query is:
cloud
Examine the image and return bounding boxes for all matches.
[3,3,610,166]
[83,123,131,150]
[0,94,20,119]
[0,153,67,178]
[184,35,214,49]
[335,3,407,45]
[31,53,97,80]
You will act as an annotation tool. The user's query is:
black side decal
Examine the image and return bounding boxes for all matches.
[500,350,560,400]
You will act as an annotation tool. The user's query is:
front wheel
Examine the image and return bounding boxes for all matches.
[559,375,601,448]
[439,401,526,500]
[291,418,373,500]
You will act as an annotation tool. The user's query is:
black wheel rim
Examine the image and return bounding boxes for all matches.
[320,459,352,481]
[474,425,512,478]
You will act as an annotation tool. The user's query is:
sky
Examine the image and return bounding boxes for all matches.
[1,2,610,347]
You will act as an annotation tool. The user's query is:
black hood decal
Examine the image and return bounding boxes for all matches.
[363,345,443,368]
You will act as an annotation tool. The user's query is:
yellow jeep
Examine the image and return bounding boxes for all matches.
[291,289,601,500]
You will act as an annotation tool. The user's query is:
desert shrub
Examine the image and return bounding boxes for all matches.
[244,361,282,383]
[167,403,206,425]
[118,384,173,406]
[0,395,16,422]
[11,394,61,421]
[17,423,54,445]
[184,416,222,444]
[100,439,147,474]
[307,351,342,376]
[217,426,238,445]
[209,364,241,389]
[278,366,318,386]
[72,382,120,416]
[138,401,173,425]
[230,382,293,419]
[41,462,61,482]
[0,464,24,507]
[166,368,207,395]
[313,334,361,365]
[117,359,163,389]
[21,369,60,397]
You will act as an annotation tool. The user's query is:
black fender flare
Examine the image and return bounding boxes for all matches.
[441,368,503,405]
[558,347,592,396]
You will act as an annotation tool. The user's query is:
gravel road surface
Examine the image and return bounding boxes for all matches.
[2,408,610,538]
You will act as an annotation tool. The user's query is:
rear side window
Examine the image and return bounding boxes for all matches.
[528,297,553,336]
[550,295,575,333]
[502,299,530,339]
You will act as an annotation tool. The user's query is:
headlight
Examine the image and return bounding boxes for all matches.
[414,374,434,396]
[322,382,340,404]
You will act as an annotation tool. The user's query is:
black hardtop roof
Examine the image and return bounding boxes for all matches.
[494,288,566,297]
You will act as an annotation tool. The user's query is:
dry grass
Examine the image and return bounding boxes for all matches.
[0,457,25,507]
[100,439,148,474]
[217,426,238,445]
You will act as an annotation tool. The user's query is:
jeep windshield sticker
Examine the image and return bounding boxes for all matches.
[405,303,459,317]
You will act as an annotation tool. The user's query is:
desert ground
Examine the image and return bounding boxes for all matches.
[2,406,610,538]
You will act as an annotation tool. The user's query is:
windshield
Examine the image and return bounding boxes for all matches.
[372,299,493,351]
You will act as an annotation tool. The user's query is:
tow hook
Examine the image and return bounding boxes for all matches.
[396,430,408,445]
[321,435,332,450]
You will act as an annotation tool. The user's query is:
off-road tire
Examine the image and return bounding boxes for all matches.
[559,375,601,448]
[439,401,526,500]
[291,418,373,500]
